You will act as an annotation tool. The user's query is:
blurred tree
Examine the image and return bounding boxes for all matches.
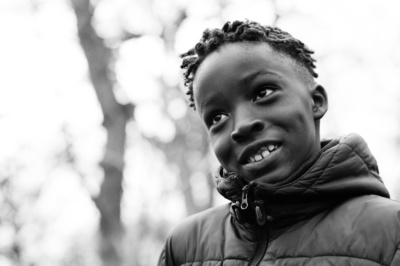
[148,9,216,215]
[69,0,216,264]
[71,0,134,265]
[150,83,215,214]
[0,173,23,265]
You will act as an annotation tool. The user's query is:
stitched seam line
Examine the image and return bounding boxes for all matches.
[389,242,400,265]
[269,254,386,266]
[305,144,340,194]
[181,257,250,265]
[180,254,387,266]
[341,142,377,179]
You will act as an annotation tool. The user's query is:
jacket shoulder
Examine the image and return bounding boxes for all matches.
[171,203,231,241]
[166,204,232,265]
[335,195,400,226]
[164,203,255,266]
[332,195,400,264]
[269,195,400,266]
[308,195,400,264]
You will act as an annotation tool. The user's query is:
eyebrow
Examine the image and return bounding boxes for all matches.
[199,94,220,116]
[240,69,282,85]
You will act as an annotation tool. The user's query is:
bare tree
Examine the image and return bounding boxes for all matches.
[70,0,134,265]
[149,8,216,215]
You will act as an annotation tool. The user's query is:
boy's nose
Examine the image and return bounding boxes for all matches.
[231,119,264,143]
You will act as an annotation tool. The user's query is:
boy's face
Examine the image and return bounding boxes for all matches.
[193,43,325,184]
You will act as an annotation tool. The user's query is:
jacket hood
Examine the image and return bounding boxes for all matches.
[215,133,390,227]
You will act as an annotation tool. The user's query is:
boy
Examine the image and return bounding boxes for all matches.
[158,20,400,266]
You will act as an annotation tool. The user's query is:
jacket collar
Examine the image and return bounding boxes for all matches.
[215,133,390,228]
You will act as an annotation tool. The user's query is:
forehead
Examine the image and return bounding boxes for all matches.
[192,43,302,111]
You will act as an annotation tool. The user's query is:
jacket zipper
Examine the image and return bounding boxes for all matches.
[241,185,249,209]
[249,227,269,266]
[240,181,256,210]
[239,183,269,266]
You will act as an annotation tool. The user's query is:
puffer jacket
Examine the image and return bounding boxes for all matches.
[158,134,400,266]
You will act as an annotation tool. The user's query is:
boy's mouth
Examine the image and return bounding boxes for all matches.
[242,143,280,165]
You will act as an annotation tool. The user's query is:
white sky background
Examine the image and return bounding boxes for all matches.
[0,0,400,265]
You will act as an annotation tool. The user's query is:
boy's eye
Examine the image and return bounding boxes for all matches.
[211,113,228,125]
[254,87,274,101]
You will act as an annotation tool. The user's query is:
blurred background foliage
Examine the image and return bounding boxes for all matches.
[0,0,400,265]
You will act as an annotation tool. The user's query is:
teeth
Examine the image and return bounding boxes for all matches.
[247,144,278,164]
[262,150,270,157]
[254,155,262,161]
[267,144,275,152]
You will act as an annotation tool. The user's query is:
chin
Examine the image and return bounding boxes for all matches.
[256,175,283,184]
[250,169,291,184]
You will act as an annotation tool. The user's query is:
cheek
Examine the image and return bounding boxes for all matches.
[281,105,317,158]
[276,98,314,132]
[210,134,233,168]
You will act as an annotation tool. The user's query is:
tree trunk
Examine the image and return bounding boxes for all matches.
[70,0,133,265]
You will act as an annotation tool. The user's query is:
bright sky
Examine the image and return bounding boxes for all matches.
[1,0,400,265]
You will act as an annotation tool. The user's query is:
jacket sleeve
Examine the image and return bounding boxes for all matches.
[157,246,167,266]
[390,243,400,266]
[157,237,176,266]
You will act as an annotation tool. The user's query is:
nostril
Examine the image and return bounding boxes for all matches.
[231,119,264,142]
[231,131,244,142]
[252,122,264,132]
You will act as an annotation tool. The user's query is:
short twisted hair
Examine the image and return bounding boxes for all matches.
[180,20,318,109]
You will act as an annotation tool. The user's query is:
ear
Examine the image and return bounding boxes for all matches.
[311,84,328,120]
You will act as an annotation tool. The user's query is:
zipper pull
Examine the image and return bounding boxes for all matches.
[241,185,249,210]
[254,200,267,225]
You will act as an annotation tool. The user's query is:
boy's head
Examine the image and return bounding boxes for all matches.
[180,20,328,184]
